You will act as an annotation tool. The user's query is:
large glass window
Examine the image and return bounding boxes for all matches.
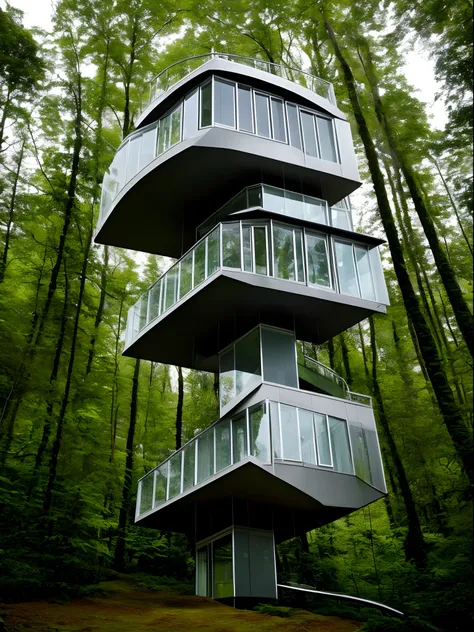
[179,251,193,299]
[200,81,212,127]
[183,89,199,139]
[273,224,296,281]
[197,430,214,483]
[255,93,271,138]
[193,239,206,286]
[222,223,241,268]
[126,136,140,183]
[148,279,162,321]
[331,200,352,230]
[314,413,332,466]
[213,534,233,598]
[286,103,302,150]
[242,226,252,272]
[163,266,178,311]
[215,420,231,472]
[196,547,208,597]
[304,196,327,223]
[232,413,248,463]
[271,98,286,142]
[306,233,331,287]
[299,409,316,465]
[214,79,235,127]
[235,328,261,396]
[317,116,337,162]
[280,404,300,460]
[157,113,171,155]
[300,111,318,157]
[261,326,298,388]
[170,106,182,146]
[328,417,353,474]
[270,401,281,459]
[355,246,376,301]
[238,85,254,132]
[249,404,270,463]
[335,241,359,297]
[207,227,220,276]
[350,425,372,484]
[253,226,268,275]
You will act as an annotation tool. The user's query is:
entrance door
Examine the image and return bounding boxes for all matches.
[212,533,234,598]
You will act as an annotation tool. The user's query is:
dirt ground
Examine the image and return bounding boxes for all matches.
[1,578,363,632]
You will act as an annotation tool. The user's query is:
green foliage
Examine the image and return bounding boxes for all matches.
[133,573,194,594]
[361,615,441,632]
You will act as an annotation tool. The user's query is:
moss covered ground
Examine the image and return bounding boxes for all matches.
[0,577,362,632]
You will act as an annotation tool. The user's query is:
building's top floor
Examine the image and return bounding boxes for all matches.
[137,52,339,130]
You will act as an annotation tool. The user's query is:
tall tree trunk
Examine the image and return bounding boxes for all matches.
[339,332,352,386]
[109,292,125,463]
[43,228,92,516]
[360,39,473,357]
[85,246,109,376]
[369,316,427,567]
[175,366,184,450]
[28,267,69,493]
[0,139,25,284]
[114,358,141,571]
[324,18,473,486]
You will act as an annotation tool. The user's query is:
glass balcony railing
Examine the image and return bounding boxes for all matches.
[136,396,385,521]
[299,355,372,407]
[148,52,336,106]
[125,219,388,349]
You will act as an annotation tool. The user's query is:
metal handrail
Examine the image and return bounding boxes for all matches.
[148,52,336,105]
[300,355,372,407]
[278,583,404,617]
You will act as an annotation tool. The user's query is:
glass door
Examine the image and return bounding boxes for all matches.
[196,546,209,596]
[212,534,234,598]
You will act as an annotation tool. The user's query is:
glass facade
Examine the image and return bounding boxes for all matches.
[136,397,385,521]
[127,219,386,347]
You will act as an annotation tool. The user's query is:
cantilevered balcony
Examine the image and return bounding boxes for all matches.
[123,219,389,369]
[95,66,360,257]
[135,383,386,542]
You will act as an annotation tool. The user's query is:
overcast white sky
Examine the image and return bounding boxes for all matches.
[6,0,447,130]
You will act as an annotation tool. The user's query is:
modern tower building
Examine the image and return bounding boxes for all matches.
[96,53,389,607]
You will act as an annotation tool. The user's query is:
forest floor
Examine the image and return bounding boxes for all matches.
[0,576,363,632]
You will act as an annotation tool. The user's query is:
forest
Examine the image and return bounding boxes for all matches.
[0,0,472,630]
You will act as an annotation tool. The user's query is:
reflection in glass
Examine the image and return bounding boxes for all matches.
[355,246,376,301]
[182,443,195,491]
[280,404,300,460]
[197,430,214,483]
[168,453,182,499]
[350,425,372,484]
[200,82,212,127]
[329,417,353,474]
[317,116,337,162]
[207,228,220,276]
[214,79,235,127]
[139,128,156,171]
[314,413,331,466]
[163,266,178,311]
[263,186,285,214]
[194,240,206,286]
[295,230,305,282]
[299,409,316,464]
[235,328,261,395]
[149,279,162,321]
[232,413,248,463]
[335,241,359,297]
[126,136,140,183]
[215,420,231,472]
[273,224,295,280]
[213,534,233,598]
[255,93,270,138]
[270,401,281,459]
[157,114,171,155]
[140,473,154,514]
[304,197,327,223]
[287,103,302,150]
[179,252,193,299]
[197,548,208,597]
[170,106,182,145]
[261,327,298,388]
[271,98,286,141]
[306,233,330,287]
[238,86,253,132]
[222,223,241,268]
[254,226,268,275]
[301,111,318,157]
[250,405,270,463]
[242,226,252,272]
[219,347,235,409]
[331,204,352,230]
[155,465,168,505]
[183,89,199,139]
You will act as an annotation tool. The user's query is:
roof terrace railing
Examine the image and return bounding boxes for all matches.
[148,52,336,106]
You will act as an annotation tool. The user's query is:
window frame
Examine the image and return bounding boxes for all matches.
[303,228,334,290]
[332,236,377,301]
[212,76,237,129]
